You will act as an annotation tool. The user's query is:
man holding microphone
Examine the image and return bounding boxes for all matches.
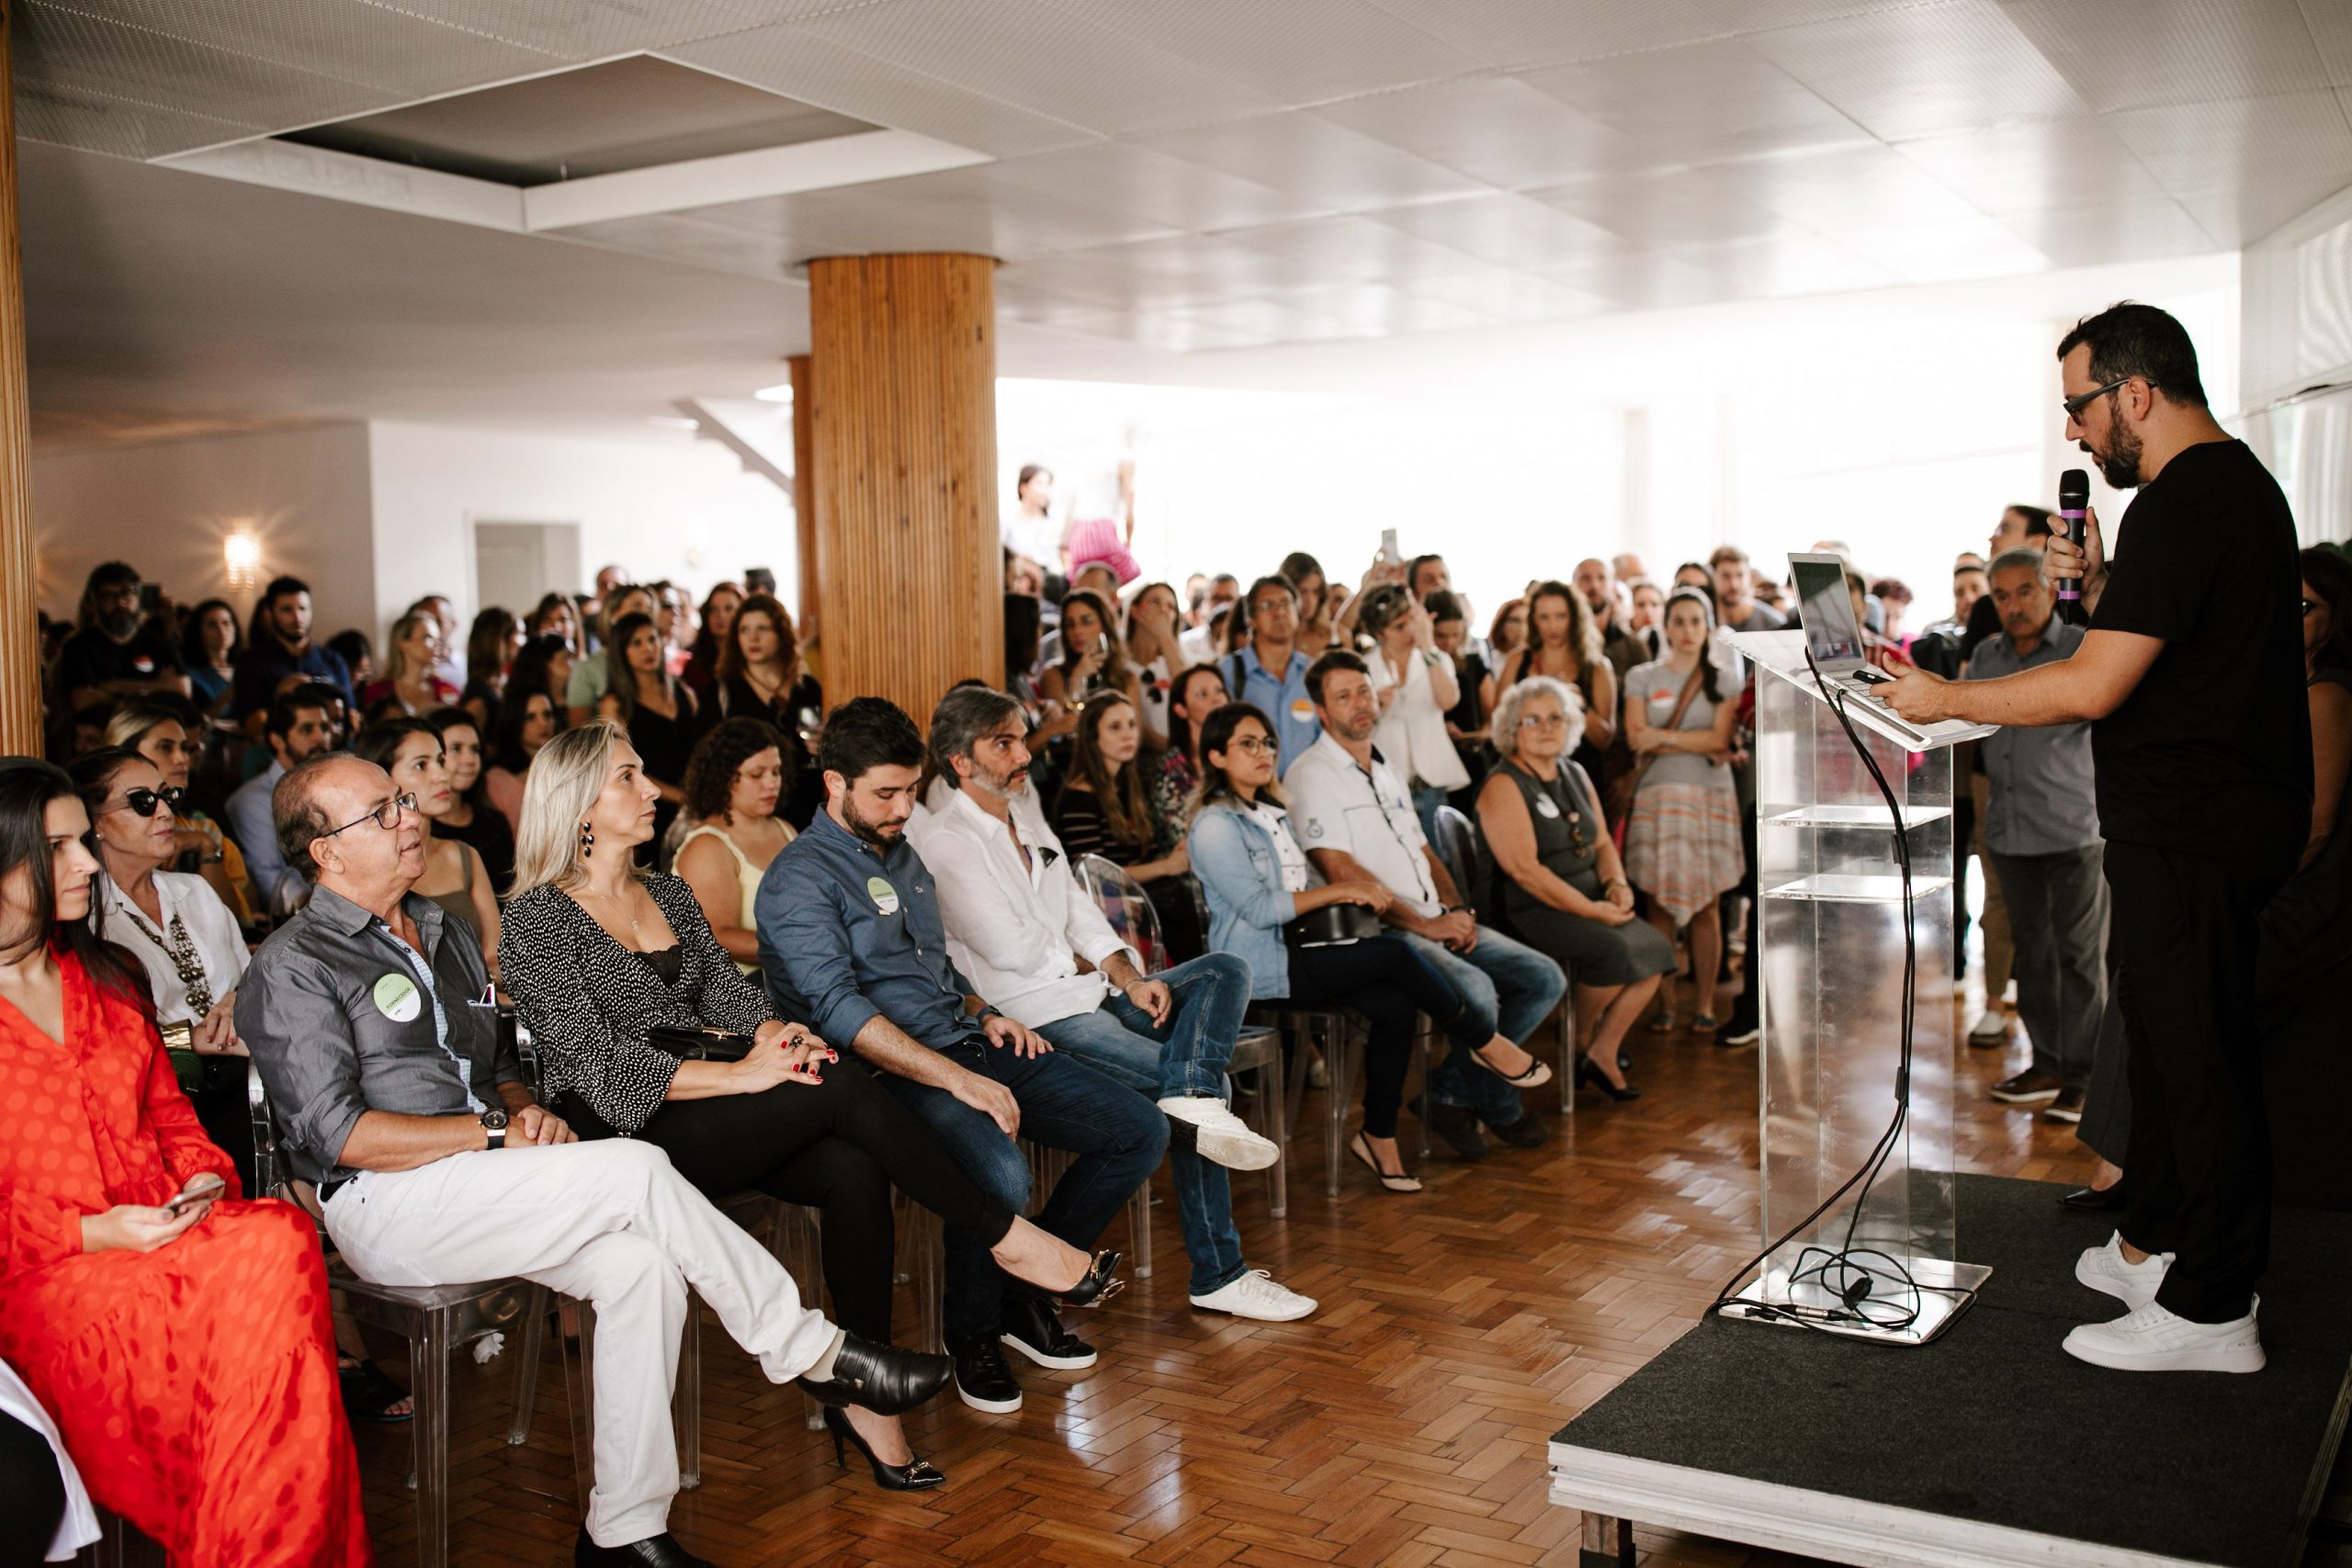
[1886,301,2309,1374]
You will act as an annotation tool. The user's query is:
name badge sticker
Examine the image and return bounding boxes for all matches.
[372,973,422,1023]
[1290,698,1315,724]
[866,875,901,916]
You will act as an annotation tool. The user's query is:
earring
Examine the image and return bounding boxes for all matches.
[580,823,594,857]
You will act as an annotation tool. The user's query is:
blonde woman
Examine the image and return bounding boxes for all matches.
[359,611,458,716]
[497,724,1118,1490]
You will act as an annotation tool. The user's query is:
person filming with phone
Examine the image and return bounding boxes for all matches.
[1886,301,2310,1377]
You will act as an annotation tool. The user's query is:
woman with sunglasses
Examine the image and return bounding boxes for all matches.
[103,699,254,924]
[1187,704,1510,1193]
[0,757,369,1565]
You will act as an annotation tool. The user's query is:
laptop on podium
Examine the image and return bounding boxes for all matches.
[1785,551,1980,747]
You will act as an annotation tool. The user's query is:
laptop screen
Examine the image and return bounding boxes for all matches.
[1789,554,1863,668]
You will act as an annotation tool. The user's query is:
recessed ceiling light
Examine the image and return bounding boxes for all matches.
[753,383,792,403]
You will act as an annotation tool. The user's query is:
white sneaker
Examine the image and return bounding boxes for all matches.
[1159,1096,1279,1172]
[2063,1301,2264,1374]
[1190,1269,1317,1322]
[2075,1233,2174,1310]
[1966,1010,2009,1045]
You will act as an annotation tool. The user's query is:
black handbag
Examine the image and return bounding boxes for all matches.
[646,1024,755,1063]
[1282,902,1382,950]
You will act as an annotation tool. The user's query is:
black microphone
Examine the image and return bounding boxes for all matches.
[2056,468,2090,624]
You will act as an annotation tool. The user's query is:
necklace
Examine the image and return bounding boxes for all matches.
[581,881,645,942]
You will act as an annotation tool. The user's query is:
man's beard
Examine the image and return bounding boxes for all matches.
[967,760,1029,801]
[100,610,140,640]
[2089,421,2144,490]
[1333,715,1376,745]
[841,795,903,846]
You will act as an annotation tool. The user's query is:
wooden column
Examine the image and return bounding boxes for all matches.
[787,353,818,645]
[0,4,40,755]
[807,254,1000,726]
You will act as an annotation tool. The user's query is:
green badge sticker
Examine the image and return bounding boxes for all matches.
[867,875,900,915]
[372,972,422,1023]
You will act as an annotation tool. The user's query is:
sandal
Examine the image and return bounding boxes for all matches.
[1469,1043,1554,1090]
[338,1358,413,1424]
[1691,1012,1720,1033]
[1646,1010,1679,1033]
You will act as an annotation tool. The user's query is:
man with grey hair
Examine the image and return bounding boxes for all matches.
[241,751,948,1568]
[1965,548,2109,1122]
[910,685,1315,1325]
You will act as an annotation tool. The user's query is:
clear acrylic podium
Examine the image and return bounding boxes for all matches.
[1722,632,1996,1347]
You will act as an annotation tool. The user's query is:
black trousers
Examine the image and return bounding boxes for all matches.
[0,1409,65,1568]
[555,1057,1014,1344]
[1284,933,1476,1139]
[2106,841,2289,1323]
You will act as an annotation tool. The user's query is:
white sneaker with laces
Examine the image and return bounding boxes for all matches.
[2063,1300,2264,1373]
[1158,1096,1279,1171]
[2075,1232,2174,1310]
[1189,1269,1317,1322]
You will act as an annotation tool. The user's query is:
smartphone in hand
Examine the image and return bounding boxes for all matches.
[166,1173,226,1216]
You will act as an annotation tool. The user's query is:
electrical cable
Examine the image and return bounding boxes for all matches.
[1706,643,1979,1337]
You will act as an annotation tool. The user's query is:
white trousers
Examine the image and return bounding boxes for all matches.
[323,1139,839,1547]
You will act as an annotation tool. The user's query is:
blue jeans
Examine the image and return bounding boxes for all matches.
[881,1038,1169,1339]
[1035,953,1253,1298]
[1405,928,1566,1129]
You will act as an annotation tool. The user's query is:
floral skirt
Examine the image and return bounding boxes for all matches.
[1623,780,1746,926]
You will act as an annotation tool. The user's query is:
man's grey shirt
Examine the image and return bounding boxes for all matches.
[1965,615,2102,856]
[237,885,520,1187]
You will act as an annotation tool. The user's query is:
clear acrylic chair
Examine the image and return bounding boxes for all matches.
[1429,803,1577,1115]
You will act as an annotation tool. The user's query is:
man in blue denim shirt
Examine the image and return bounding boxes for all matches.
[758,698,1166,1415]
[1222,574,1320,774]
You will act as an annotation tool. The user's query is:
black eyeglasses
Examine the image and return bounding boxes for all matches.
[107,785,184,819]
[321,792,417,840]
[2062,376,2144,419]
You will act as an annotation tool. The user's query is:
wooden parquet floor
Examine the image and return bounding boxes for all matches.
[355,972,2099,1568]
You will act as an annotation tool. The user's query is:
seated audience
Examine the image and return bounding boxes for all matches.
[597,611,701,852]
[1051,690,1188,886]
[1035,589,1140,748]
[1188,702,1516,1193]
[1218,575,1319,773]
[1622,589,1744,1034]
[1477,677,1674,1100]
[913,687,1309,1323]
[361,610,458,716]
[526,591,582,651]
[1150,663,1227,865]
[568,583,659,725]
[486,681,560,834]
[1487,597,1528,669]
[1278,550,1346,659]
[1178,573,1239,666]
[180,597,243,729]
[1121,581,1183,748]
[506,633,575,724]
[1355,582,1471,840]
[241,751,950,1566]
[674,717,797,973]
[0,757,368,1565]
[105,698,254,922]
[682,581,741,694]
[353,718,501,971]
[227,685,341,919]
[59,561,187,711]
[325,628,373,695]
[459,607,521,729]
[758,697,1157,1416]
[235,576,354,727]
[1428,591,1493,797]
[427,707,516,899]
[1496,580,1618,776]
[707,592,822,828]
[499,722,1103,1490]
[1288,651,1563,1158]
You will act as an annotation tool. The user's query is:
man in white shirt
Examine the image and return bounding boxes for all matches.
[911,685,1316,1324]
[1289,651,1567,1160]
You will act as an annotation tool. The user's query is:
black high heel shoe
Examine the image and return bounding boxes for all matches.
[1577,1055,1641,1103]
[1057,1248,1126,1309]
[795,1333,954,1416]
[823,1405,947,1491]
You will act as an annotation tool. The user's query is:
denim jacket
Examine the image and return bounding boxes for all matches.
[1187,798,1319,999]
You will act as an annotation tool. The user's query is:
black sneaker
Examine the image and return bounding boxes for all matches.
[1417,1095,1487,1161]
[944,1329,1023,1414]
[1486,1108,1550,1148]
[998,1296,1098,1371]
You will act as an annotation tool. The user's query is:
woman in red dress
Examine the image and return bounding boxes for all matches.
[0,758,370,1567]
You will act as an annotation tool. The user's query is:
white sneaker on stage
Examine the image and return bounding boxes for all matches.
[1159,1096,1279,1171]
[2063,1301,2264,1374]
[2075,1232,2173,1310]
[1190,1269,1317,1322]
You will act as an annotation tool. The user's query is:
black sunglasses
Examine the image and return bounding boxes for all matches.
[107,785,185,819]
[2062,376,2153,419]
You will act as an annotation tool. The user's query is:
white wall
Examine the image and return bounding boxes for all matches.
[31,423,377,637]
[365,422,797,643]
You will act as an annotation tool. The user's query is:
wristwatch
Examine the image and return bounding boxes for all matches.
[481,1108,510,1150]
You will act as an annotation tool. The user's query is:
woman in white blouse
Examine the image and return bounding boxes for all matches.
[1357,582,1470,842]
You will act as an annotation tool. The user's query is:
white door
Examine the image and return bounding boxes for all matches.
[473,521,582,619]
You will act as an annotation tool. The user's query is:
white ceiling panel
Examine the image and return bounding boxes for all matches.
[978,142,1304,234]
[781,0,1285,136]
[1531,250,1733,310]
[1404,266,1614,319]
[1035,0,1485,106]
[1051,309,1268,354]
[1362,0,1729,70]
[337,0,786,62]
[793,162,1182,259]
[2003,0,2339,115]
[1261,281,1496,334]
[1220,214,1501,289]
[1001,235,1300,312]
[2311,0,2352,86]
[1683,0,1936,28]
[1891,118,2172,217]
[1832,215,2050,283]
[1135,113,1488,211]
[1526,166,1815,246]
[1726,142,1992,231]
[1662,232,1894,297]
[2106,88,2352,244]
[1354,192,1639,270]
[1745,0,2089,141]
[12,73,257,163]
[1998,198,2221,267]
[1310,73,1640,190]
[553,210,808,276]
[664,26,1096,159]
[1517,40,1871,170]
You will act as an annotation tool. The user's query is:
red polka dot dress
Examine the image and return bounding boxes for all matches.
[0,953,370,1566]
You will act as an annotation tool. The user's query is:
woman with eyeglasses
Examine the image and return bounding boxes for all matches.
[0,757,369,1566]
[1476,679,1673,1102]
[353,717,502,973]
[1187,704,1509,1193]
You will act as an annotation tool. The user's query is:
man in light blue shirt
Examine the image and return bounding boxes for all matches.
[1965,548,2107,1119]
[1220,573,1318,774]
[224,685,340,916]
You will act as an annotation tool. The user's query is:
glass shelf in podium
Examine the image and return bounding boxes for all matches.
[1723,631,1996,1347]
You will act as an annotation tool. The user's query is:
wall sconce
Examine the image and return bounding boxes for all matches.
[223,531,262,592]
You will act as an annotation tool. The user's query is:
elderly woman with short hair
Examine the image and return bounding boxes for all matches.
[1476,677,1675,1102]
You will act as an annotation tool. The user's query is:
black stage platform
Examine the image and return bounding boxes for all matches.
[1549,1174,2352,1568]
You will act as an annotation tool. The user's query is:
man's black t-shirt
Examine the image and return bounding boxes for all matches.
[2088,438,2309,865]
[59,623,180,696]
